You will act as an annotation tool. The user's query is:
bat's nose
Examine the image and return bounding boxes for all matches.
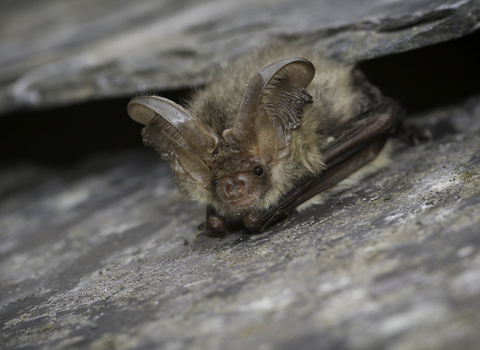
[224,176,246,199]
[221,172,255,202]
[218,171,258,208]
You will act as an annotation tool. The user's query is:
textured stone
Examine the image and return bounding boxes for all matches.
[1,0,479,114]
[1,1,480,349]
[1,94,480,348]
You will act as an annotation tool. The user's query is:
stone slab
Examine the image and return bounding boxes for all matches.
[1,0,479,114]
[1,95,480,349]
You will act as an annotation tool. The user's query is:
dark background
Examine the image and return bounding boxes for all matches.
[1,31,479,166]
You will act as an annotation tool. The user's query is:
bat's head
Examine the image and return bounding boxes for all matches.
[211,152,269,210]
[128,57,315,217]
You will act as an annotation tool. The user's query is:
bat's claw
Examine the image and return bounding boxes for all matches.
[194,222,208,238]
[194,219,227,239]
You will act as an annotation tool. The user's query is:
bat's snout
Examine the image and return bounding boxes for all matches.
[219,172,257,208]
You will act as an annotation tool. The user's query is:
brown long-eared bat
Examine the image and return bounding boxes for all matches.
[127,46,402,234]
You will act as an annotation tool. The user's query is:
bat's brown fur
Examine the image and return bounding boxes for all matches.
[128,46,400,232]
[180,46,396,218]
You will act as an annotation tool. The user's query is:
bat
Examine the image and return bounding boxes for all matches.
[127,46,401,234]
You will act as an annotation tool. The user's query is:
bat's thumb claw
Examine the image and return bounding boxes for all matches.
[195,222,227,239]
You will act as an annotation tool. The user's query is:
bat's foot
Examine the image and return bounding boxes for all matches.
[195,212,227,239]
[194,222,223,238]
[195,222,227,238]
[243,214,264,232]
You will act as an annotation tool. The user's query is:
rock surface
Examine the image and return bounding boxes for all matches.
[1,0,480,114]
[1,1,480,349]
[2,94,480,349]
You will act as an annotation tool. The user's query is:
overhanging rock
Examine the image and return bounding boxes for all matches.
[0,0,479,114]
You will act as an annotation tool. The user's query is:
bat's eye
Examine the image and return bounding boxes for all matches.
[253,166,264,177]
[212,178,218,186]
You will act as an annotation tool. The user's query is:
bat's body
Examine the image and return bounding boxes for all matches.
[128,46,401,234]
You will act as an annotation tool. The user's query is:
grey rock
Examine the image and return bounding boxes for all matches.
[1,0,479,114]
[2,1,480,349]
[1,94,480,348]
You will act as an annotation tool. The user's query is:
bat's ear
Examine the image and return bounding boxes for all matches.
[127,96,218,186]
[223,57,315,163]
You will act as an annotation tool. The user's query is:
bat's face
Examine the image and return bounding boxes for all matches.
[208,151,272,213]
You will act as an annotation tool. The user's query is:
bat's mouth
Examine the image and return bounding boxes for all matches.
[226,194,257,208]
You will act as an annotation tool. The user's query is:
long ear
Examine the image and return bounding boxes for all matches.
[223,57,315,163]
[127,96,218,185]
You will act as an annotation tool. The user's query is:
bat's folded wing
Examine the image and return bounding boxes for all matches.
[244,113,396,232]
